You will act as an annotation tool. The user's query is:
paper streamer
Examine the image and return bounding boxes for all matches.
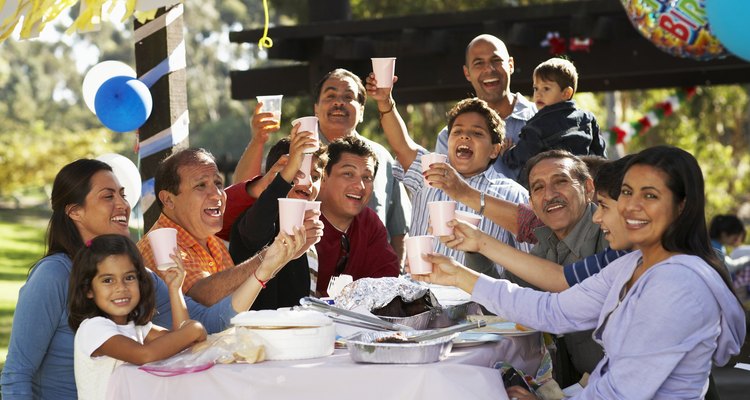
[138,110,189,159]
[141,177,156,212]
[608,87,696,146]
[133,2,182,42]
[136,0,181,12]
[138,40,186,87]
[0,0,184,42]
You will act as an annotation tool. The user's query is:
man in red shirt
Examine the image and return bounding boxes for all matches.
[315,136,400,295]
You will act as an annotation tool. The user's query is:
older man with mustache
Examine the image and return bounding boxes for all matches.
[517,149,607,388]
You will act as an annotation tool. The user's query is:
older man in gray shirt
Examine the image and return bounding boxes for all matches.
[513,149,607,388]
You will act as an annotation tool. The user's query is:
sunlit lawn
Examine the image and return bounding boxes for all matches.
[0,208,49,372]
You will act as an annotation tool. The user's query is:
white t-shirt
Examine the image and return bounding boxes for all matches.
[74,316,153,400]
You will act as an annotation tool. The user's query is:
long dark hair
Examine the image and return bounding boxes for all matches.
[624,146,734,291]
[46,159,113,260]
[68,234,155,331]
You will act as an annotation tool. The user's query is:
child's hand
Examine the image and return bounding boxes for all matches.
[291,209,324,259]
[423,162,470,201]
[280,124,318,184]
[161,249,186,292]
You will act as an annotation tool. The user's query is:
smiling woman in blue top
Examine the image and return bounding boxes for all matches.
[0,159,304,399]
[414,146,745,399]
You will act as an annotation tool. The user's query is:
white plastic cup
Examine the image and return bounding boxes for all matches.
[405,235,435,275]
[146,228,178,271]
[298,154,314,185]
[428,201,457,236]
[278,198,308,235]
[371,57,396,88]
[421,153,448,185]
[455,210,482,227]
[291,116,320,153]
[256,95,283,128]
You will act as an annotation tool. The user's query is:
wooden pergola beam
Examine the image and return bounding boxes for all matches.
[228,0,750,104]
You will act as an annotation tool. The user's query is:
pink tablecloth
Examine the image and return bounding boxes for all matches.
[107,334,543,400]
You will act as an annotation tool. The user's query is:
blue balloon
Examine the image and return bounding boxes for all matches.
[706,0,750,62]
[94,76,153,132]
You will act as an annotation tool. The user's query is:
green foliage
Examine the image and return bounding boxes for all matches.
[0,122,124,198]
[623,85,750,218]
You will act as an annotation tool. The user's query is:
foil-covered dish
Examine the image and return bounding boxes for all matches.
[335,277,441,330]
[333,277,484,330]
[345,331,455,364]
[335,277,439,311]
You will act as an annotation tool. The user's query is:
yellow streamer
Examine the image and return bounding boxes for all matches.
[0,0,172,43]
[258,0,272,49]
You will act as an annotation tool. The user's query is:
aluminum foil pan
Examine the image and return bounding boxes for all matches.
[335,277,439,311]
[428,302,483,329]
[379,309,433,330]
[345,331,455,364]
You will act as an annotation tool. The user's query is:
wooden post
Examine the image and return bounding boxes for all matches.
[134,5,189,231]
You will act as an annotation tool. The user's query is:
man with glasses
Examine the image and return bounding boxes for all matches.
[315,136,400,296]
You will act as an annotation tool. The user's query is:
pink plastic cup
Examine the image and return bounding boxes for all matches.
[405,235,436,275]
[292,116,320,153]
[147,228,178,271]
[305,200,322,222]
[278,198,308,235]
[421,153,448,185]
[428,201,457,236]
[298,154,314,185]
[371,57,396,88]
[455,210,482,227]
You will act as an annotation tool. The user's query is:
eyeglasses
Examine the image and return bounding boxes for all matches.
[334,234,350,276]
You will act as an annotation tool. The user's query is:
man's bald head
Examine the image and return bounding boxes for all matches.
[465,34,510,66]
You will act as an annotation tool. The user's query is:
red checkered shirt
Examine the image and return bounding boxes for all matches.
[137,213,235,293]
[516,203,545,244]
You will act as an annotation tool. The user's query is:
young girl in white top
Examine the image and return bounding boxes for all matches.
[68,234,207,400]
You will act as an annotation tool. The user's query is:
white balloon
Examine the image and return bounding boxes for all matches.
[82,61,136,114]
[96,153,142,208]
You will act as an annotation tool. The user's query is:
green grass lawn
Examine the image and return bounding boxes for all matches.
[0,208,50,372]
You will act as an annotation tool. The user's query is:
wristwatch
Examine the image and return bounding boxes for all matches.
[479,191,486,215]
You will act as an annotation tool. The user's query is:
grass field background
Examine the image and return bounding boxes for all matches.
[0,208,50,371]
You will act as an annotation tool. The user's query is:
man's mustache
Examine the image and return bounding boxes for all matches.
[543,197,567,210]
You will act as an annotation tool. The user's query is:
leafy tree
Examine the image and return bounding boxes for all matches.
[621,85,750,218]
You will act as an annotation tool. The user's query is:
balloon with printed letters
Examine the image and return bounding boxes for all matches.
[620,0,726,61]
